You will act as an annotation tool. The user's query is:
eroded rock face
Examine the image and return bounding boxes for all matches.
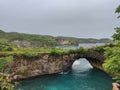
[8,50,106,80]
[85,50,105,71]
[10,40,42,47]
[11,40,32,47]
[8,54,80,80]
[57,40,71,45]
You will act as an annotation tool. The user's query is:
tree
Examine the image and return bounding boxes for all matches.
[115,5,120,18]
[112,5,120,43]
[103,47,120,82]
[103,5,120,83]
[112,27,120,43]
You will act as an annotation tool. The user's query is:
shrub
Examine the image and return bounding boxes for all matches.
[49,48,68,56]
[93,46,105,52]
[0,56,19,90]
[68,47,88,55]
[103,46,120,82]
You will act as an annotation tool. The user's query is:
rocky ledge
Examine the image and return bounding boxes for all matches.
[7,50,106,80]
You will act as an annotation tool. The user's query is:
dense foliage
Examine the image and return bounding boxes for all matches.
[115,5,120,18]
[0,56,17,90]
[103,5,120,82]
[0,56,13,71]
[0,40,16,51]
[50,47,88,56]
[113,5,120,43]
[112,28,120,43]
[0,41,51,58]
[103,44,120,82]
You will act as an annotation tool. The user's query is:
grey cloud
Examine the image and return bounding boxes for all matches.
[0,0,119,38]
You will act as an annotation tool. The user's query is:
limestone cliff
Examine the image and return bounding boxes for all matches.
[8,54,80,80]
[85,50,105,71]
[7,50,106,80]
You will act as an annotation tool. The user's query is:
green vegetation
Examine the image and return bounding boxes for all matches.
[112,27,120,43]
[49,48,68,56]
[92,45,105,52]
[0,30,79,47]
[103,5,120,82]
[115,5,120,18]
[0,40,88,58]
[0,41,50,58]
[0,40,16,52]
[0,56,17,90]
[0,30,112,48]
[0,30,57,47]
[0,56,13,72]
[50,47,88,56]
[68,47,88,54]
[103,44,120,82]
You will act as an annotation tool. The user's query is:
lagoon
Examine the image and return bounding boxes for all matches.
[18,43,113,90]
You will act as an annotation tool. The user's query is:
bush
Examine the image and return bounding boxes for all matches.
[0,56,18,90]
[0,41,14,51]
[103,46,120,82]
[68,47,88,55]
[49,48,68,56]
[93,46,105,52]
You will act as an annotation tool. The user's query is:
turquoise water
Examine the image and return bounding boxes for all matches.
[18,44,113,90]
[18,59,113,90]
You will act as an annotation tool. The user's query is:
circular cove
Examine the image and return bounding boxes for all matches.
[18,58,113,90]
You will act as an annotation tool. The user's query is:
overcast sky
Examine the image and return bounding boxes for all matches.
[0,0,119,39]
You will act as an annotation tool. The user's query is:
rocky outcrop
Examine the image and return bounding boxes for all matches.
[85,50,105,71]
[11,40,32,47]
[56,39,78,46]
[8,53,80,80]
[10,40,42,47]
[7,50,106,80]
[10,39,78,47]
[57,40,71,45]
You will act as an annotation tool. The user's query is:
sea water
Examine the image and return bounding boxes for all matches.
[18,43,113,90]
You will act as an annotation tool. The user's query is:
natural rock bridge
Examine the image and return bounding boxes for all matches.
[8,49,106,80]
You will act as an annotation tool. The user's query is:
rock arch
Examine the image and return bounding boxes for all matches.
[8,50,106,80]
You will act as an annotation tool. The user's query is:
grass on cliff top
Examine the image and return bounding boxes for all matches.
[1,40,116,58]
[0,41,89,58]
[0,41,67,57]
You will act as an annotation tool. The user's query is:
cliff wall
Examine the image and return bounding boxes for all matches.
[7,50,106,80]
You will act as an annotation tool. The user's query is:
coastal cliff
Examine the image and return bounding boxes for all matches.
[8,54,79,79]
[0,40,106,80]
[0,30,112,48]
[7,50,105,80]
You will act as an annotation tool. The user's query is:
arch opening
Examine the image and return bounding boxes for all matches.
[72,58,93,73]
